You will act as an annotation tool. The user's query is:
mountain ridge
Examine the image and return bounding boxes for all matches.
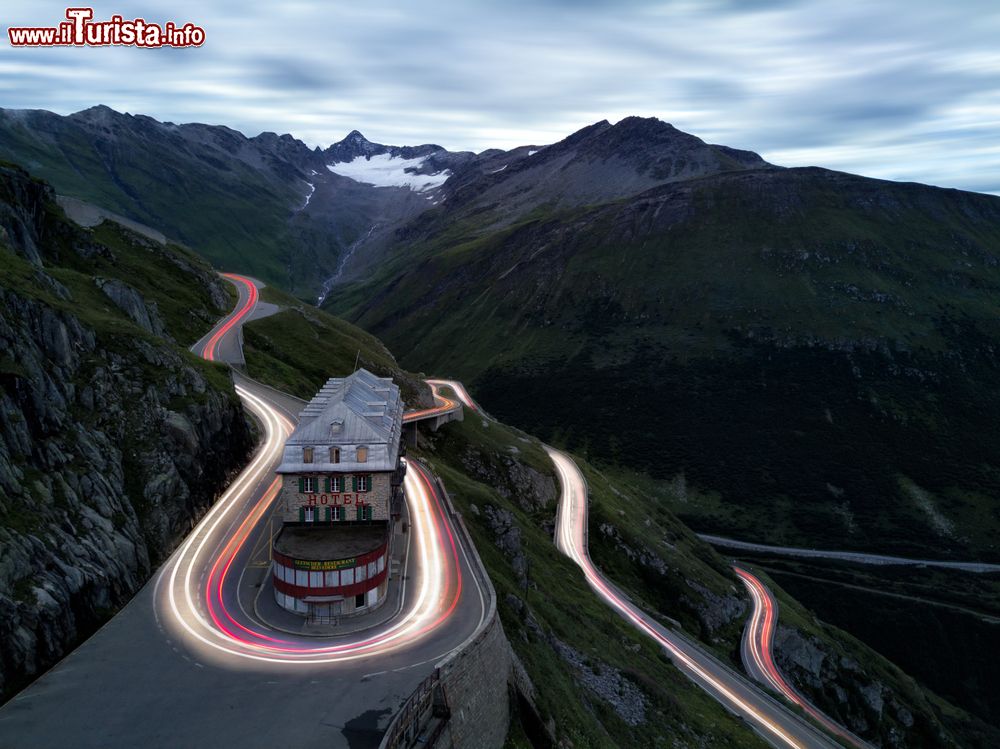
[0,106,786,292]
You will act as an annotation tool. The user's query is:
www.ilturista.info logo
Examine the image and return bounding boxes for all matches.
[8,7,205,48]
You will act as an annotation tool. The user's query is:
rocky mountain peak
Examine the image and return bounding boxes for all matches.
[550,115,772,176]
[325,129,386,163]
[68,104,122,124]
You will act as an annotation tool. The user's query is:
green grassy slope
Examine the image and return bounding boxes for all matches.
[242,285,432,408]
[0,162,237,383]
[329,167,1000,565]
[745,556,1000,732]
[580,454,998,746]
[0,110,298,284]
[415,408,991,748]
[414,412,771,748]
[235,294,987,745]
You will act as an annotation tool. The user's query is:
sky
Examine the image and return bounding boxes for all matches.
[4,1,1000,193]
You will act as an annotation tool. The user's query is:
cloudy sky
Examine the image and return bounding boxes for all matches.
[4,0,1000,192]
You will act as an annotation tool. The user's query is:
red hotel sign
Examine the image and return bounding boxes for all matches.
[298,493,366,506]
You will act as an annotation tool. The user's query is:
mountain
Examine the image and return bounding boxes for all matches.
[0,108,772,297]
[327,118,1000,566]
[320,119,1000,729]
[326,116,776,282]
[0,161,253,700]
[0,107,467,299]
[3,137,995,745]
[441,116,772,216]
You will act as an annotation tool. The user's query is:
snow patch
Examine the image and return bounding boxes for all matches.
[527,150,539,156]
[326,153,450,192]
[298,182,315,211]
[488,164,507,174]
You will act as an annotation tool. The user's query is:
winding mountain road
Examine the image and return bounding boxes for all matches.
[407,380,855,748]
[0,274,487,749]
[735,567,872,749]
[0,273,902,749]
[548,446,845,749]
[701,534,1000,573]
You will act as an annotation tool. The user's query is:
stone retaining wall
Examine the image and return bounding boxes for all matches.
[380,471,513,749]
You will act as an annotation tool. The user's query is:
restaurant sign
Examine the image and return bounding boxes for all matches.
[292,557,357,571]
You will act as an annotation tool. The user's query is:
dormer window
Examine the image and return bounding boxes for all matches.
[302,446,314,463]
[357,446,368,463]
[330,447,340,464]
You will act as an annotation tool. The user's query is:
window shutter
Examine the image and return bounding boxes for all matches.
[298,506,305,523]
[298,477,304,493]
[324,507,331,521]
[352,475,357,492]
[356,505,362,521]
[324,477,330,493]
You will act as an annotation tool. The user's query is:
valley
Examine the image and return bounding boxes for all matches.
[1,109,998,747]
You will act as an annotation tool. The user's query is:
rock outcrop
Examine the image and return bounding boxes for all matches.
[458,442,556,513]
[0,164,252,701]
[774,624,954,749]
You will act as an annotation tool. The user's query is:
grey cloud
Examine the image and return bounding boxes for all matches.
[2,0,1000,192]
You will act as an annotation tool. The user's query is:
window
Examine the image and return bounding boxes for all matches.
[325,569,339,587]
[301,476,316,493]
[295,569,307,586]
[330,475,341,492]
[309,571,322,588]
[357,565,367,583]
[330,447,340,463]
[302,446,314,463]
[356,446,368,463]
[304,506,315,522]
[341,568,354,585]
[355,593,366,609]
[357,475,370,492]
[331,506,342,521]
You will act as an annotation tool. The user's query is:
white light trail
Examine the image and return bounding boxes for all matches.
[548,446,817,749]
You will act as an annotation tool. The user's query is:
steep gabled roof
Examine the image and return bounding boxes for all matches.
[276,368,403,473]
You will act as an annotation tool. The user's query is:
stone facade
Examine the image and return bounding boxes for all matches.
[276,470,400,523]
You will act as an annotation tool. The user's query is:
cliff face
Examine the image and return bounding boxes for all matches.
[0,164,253,700]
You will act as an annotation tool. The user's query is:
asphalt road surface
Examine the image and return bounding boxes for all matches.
[701,534,1000,573]
[0,273,487,749]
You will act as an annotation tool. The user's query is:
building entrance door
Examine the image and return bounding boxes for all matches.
[313,603,332,619]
